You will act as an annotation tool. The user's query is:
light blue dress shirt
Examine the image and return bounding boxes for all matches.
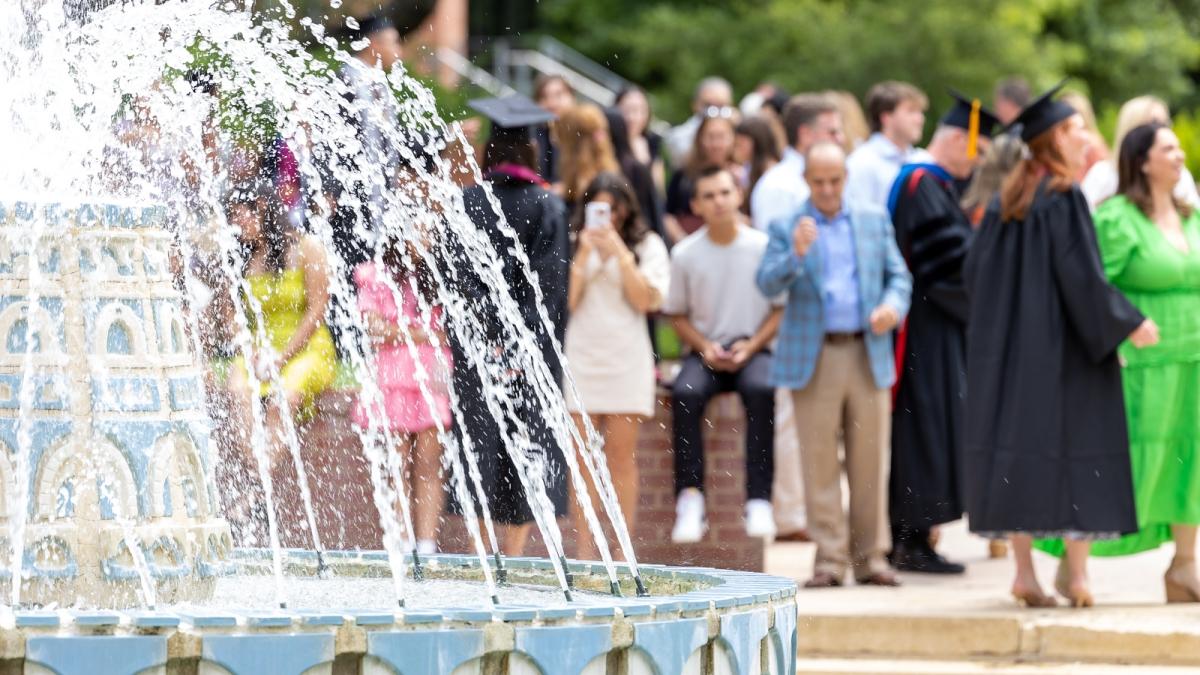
[845,132,934,211]
[811,203,863,332]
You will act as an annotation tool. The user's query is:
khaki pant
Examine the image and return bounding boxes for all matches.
[790,338,891,581]
[772,391,807,533]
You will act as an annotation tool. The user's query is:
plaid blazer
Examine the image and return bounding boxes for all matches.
[755,200,912,390]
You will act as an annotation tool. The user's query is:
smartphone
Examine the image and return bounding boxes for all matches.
[584,201,611,230]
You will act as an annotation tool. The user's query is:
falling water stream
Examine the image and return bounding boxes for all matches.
[0,0,645,609]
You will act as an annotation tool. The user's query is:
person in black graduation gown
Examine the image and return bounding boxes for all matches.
[963,83,1160,607]
[449,95,571,555]
[886,92,1001,575]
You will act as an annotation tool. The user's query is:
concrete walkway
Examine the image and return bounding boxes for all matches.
[766,521,1200,671]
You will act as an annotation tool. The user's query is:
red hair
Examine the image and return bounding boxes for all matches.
[999,124,1075,221]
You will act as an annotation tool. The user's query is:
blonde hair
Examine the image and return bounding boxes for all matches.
[960,133,1026,216]
[825,90,869,152]
[1060,91,1100,135]
[1112,95,1170,157]
[555,104,619,203]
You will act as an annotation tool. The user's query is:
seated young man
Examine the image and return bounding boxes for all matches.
[663,165,783,543]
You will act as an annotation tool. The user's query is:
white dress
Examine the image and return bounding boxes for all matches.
[565,233,671,417]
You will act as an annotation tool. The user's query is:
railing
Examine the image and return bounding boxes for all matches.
[433,47,516,98]
[533,35,632,95]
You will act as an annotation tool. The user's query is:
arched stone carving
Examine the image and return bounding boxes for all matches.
[0,301,63,358]
[92,302,148,358]
[35,437,138,522]
[148,433,209,519]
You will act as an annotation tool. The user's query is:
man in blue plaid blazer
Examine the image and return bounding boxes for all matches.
[756,142,912,589]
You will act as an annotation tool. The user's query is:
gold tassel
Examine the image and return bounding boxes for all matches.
[968,99,981,159]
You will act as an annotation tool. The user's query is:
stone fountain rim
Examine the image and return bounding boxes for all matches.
[0,548,797,628]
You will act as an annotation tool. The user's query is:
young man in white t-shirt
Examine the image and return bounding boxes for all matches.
[663,166,784,543]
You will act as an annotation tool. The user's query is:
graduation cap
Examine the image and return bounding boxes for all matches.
[345,13,395,42]
[941,89,1001,159]
[468,94,556,141]
[1008,80,1075,143]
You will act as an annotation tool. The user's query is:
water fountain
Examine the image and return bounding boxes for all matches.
[0,1,798,673]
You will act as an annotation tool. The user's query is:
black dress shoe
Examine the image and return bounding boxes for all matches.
[889,543,966,575]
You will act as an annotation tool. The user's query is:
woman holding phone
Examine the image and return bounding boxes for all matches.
[566,172,671,560]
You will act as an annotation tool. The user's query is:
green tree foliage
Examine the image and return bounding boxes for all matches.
[538,0,1199,125]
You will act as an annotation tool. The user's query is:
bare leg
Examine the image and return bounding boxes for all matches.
[571,414,641,562]
[501,523,533,556]
[569,414,602,561]
[1010,534,1055,607]
[222,369,259,527]
[1166,524,1200,602]
[602,415,643,560]
[393,433,416,546]
[1061,538,1094,607]
[412,427,446,545]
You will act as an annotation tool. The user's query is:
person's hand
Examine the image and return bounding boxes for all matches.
[868,304,899,335]
[253,351,283,382]
[591,224,626,260]
[793,216,819,258]
[1129,318,1160,348]
[460,117,483,146]
[365,313,392,344]
[728,339,756,368]
[407,325,429,345]
[701,341,732,371]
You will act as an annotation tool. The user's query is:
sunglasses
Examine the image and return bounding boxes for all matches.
[703,106,736,119]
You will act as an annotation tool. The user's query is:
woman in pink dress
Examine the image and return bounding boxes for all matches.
[352,240,451,556]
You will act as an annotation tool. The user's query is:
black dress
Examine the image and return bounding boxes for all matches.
[889,167,972,538]
[448,175,571,525]
[962,183,1143,536]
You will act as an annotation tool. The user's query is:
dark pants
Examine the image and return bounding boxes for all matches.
[672,351,775,501]
[893,524,931,547]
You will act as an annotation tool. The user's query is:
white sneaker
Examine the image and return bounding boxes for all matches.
[415,539,437,556]
[745,499,777,540]
[671,488,707,543]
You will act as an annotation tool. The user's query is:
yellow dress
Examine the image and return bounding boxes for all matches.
[239,268,336,404]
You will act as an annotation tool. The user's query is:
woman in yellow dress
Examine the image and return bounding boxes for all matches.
[226,189,336,481]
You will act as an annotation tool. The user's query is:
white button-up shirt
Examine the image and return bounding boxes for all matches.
[751,147,808,231]
[845,133,933,212]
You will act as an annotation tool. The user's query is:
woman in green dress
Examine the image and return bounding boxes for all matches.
[1087,121,1200,601]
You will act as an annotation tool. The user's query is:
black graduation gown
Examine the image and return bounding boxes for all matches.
[449,178,571,525]
[889,169,972,533]
[962,184,1143,536]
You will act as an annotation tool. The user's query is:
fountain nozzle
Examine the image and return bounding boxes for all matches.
[634,575,649,597]
[411,549,424,582]
[493,551,508,585]
[560,556,574,589]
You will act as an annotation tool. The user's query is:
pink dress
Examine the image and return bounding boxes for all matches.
[351,262,453,433]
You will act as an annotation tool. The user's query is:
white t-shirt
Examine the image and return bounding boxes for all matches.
[663,225,783,346]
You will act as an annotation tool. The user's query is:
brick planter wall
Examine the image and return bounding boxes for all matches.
[220,388,765,572]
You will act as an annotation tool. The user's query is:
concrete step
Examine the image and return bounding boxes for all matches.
[797,611,1200,668]
[797,657,1200,674]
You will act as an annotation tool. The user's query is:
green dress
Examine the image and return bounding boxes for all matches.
[237,268,337,405]
[1039,195,1200,556]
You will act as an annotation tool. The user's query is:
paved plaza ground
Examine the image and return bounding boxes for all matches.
[766,521,1200,672]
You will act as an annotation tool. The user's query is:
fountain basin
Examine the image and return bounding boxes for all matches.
[0,551,798,675]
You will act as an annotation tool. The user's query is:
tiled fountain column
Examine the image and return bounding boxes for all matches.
[0,200,232,606]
